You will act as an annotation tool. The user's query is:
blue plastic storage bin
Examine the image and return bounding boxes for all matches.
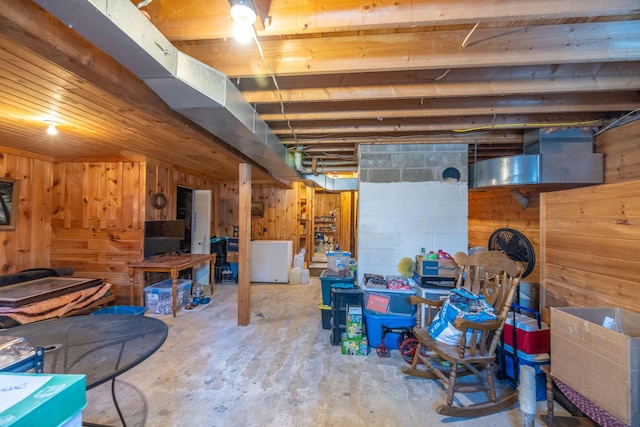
[320,269,356,306]
[497,343,549,401]
[92,305,147,315]
[363,283,416,316]
[364,309,416,350]
[230,262,238,281]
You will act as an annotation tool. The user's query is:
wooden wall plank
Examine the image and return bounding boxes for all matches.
[541,179,640,323]
[596,119,640,183]
[0,148,52,273]
[468,187,541,284]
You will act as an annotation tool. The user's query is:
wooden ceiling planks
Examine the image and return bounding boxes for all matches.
[0,1,283,185]
[157,1,639,168]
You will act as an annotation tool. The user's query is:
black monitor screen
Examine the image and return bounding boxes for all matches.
[144,220,186,258]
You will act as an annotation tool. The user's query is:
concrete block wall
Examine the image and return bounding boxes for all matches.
[357,144,468,282]
[359,143,469,183]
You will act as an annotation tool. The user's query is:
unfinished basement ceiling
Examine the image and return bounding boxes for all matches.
[0,1,639,183]
[148,0,640,174]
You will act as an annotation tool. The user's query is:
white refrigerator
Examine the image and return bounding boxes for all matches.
[251,240,293,283]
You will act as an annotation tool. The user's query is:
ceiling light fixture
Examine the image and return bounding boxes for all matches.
[44,119,60,135]
[230,0,257,26]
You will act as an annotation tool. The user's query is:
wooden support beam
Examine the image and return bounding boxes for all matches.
[147,0,640,40]
[238,163,251,326]
[257,92,640,122]
[270,113,608,135]
[179,21,640,77]
[240,63,640,104]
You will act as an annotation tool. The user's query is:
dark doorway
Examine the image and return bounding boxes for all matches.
[177,186,193,253]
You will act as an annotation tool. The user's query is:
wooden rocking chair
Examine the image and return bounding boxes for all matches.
[401,250,524,417]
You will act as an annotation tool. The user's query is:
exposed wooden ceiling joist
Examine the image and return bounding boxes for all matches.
[1,0,639,182]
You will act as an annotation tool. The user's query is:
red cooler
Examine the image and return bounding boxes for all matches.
[503,311,550,354]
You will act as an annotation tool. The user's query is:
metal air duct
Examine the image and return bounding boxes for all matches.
[470,128,603,189]
[33,0,302,184]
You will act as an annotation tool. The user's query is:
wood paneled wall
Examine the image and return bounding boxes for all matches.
[0,148,53,273]
[540,179,640,321]
[214,182,301,250]
[339,191,355,255]
[144,158,216,222]
[51,161,146,301]
[51,158,216,303]
[468,188,542,284]
[595,119,640,183]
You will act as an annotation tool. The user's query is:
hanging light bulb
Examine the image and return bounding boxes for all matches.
[230,0,257,43]
[230,0,257,26]
[232,21,254,44]
[44,119,59,135]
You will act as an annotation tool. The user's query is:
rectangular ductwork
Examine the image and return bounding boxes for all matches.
[470,128,604,189]
[33,0,303,183]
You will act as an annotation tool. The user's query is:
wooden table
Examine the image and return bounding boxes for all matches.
[128,253,215,317]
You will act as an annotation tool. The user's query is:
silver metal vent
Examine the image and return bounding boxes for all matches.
[470,128,603,189]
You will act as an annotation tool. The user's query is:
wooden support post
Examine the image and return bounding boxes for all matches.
[238,163,251,326]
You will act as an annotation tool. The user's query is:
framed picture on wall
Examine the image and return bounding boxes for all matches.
[251,202,264,218]
[0,178,19,230]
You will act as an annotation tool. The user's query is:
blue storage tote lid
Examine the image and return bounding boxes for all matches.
[320,269,356,306]
[362,282,416,316]
[144,278,192,291]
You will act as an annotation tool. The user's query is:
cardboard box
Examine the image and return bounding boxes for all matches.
[551,307,640,426]
[415,255,457,278]
[503,312,550,354]
[412,271,456,288]
[341,335,369,356]
[346,305,363,339]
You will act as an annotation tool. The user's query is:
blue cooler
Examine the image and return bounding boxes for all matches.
[364,309,416,350]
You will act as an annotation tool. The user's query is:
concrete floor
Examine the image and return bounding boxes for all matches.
[83,277,560,426]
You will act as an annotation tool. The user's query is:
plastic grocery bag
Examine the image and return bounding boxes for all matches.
[428,287,496,345]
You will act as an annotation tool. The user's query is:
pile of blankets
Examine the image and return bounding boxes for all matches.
[0,282,111,329]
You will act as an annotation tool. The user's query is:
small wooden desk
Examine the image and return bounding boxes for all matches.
[128,253,215,317]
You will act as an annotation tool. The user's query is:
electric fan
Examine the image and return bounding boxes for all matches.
[488,228,535,278]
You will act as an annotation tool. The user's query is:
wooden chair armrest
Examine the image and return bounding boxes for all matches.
[409,295,444,308]
[453,317,502,331]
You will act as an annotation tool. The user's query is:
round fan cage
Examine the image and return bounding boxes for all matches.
[488,228,536,278]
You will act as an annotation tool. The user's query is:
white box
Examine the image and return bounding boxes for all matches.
[414,281,451,327]
[251,240,293,283]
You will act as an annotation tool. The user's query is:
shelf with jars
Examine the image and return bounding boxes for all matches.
[298,198,310,261]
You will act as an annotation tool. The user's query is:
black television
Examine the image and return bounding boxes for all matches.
[144,220,186,258]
